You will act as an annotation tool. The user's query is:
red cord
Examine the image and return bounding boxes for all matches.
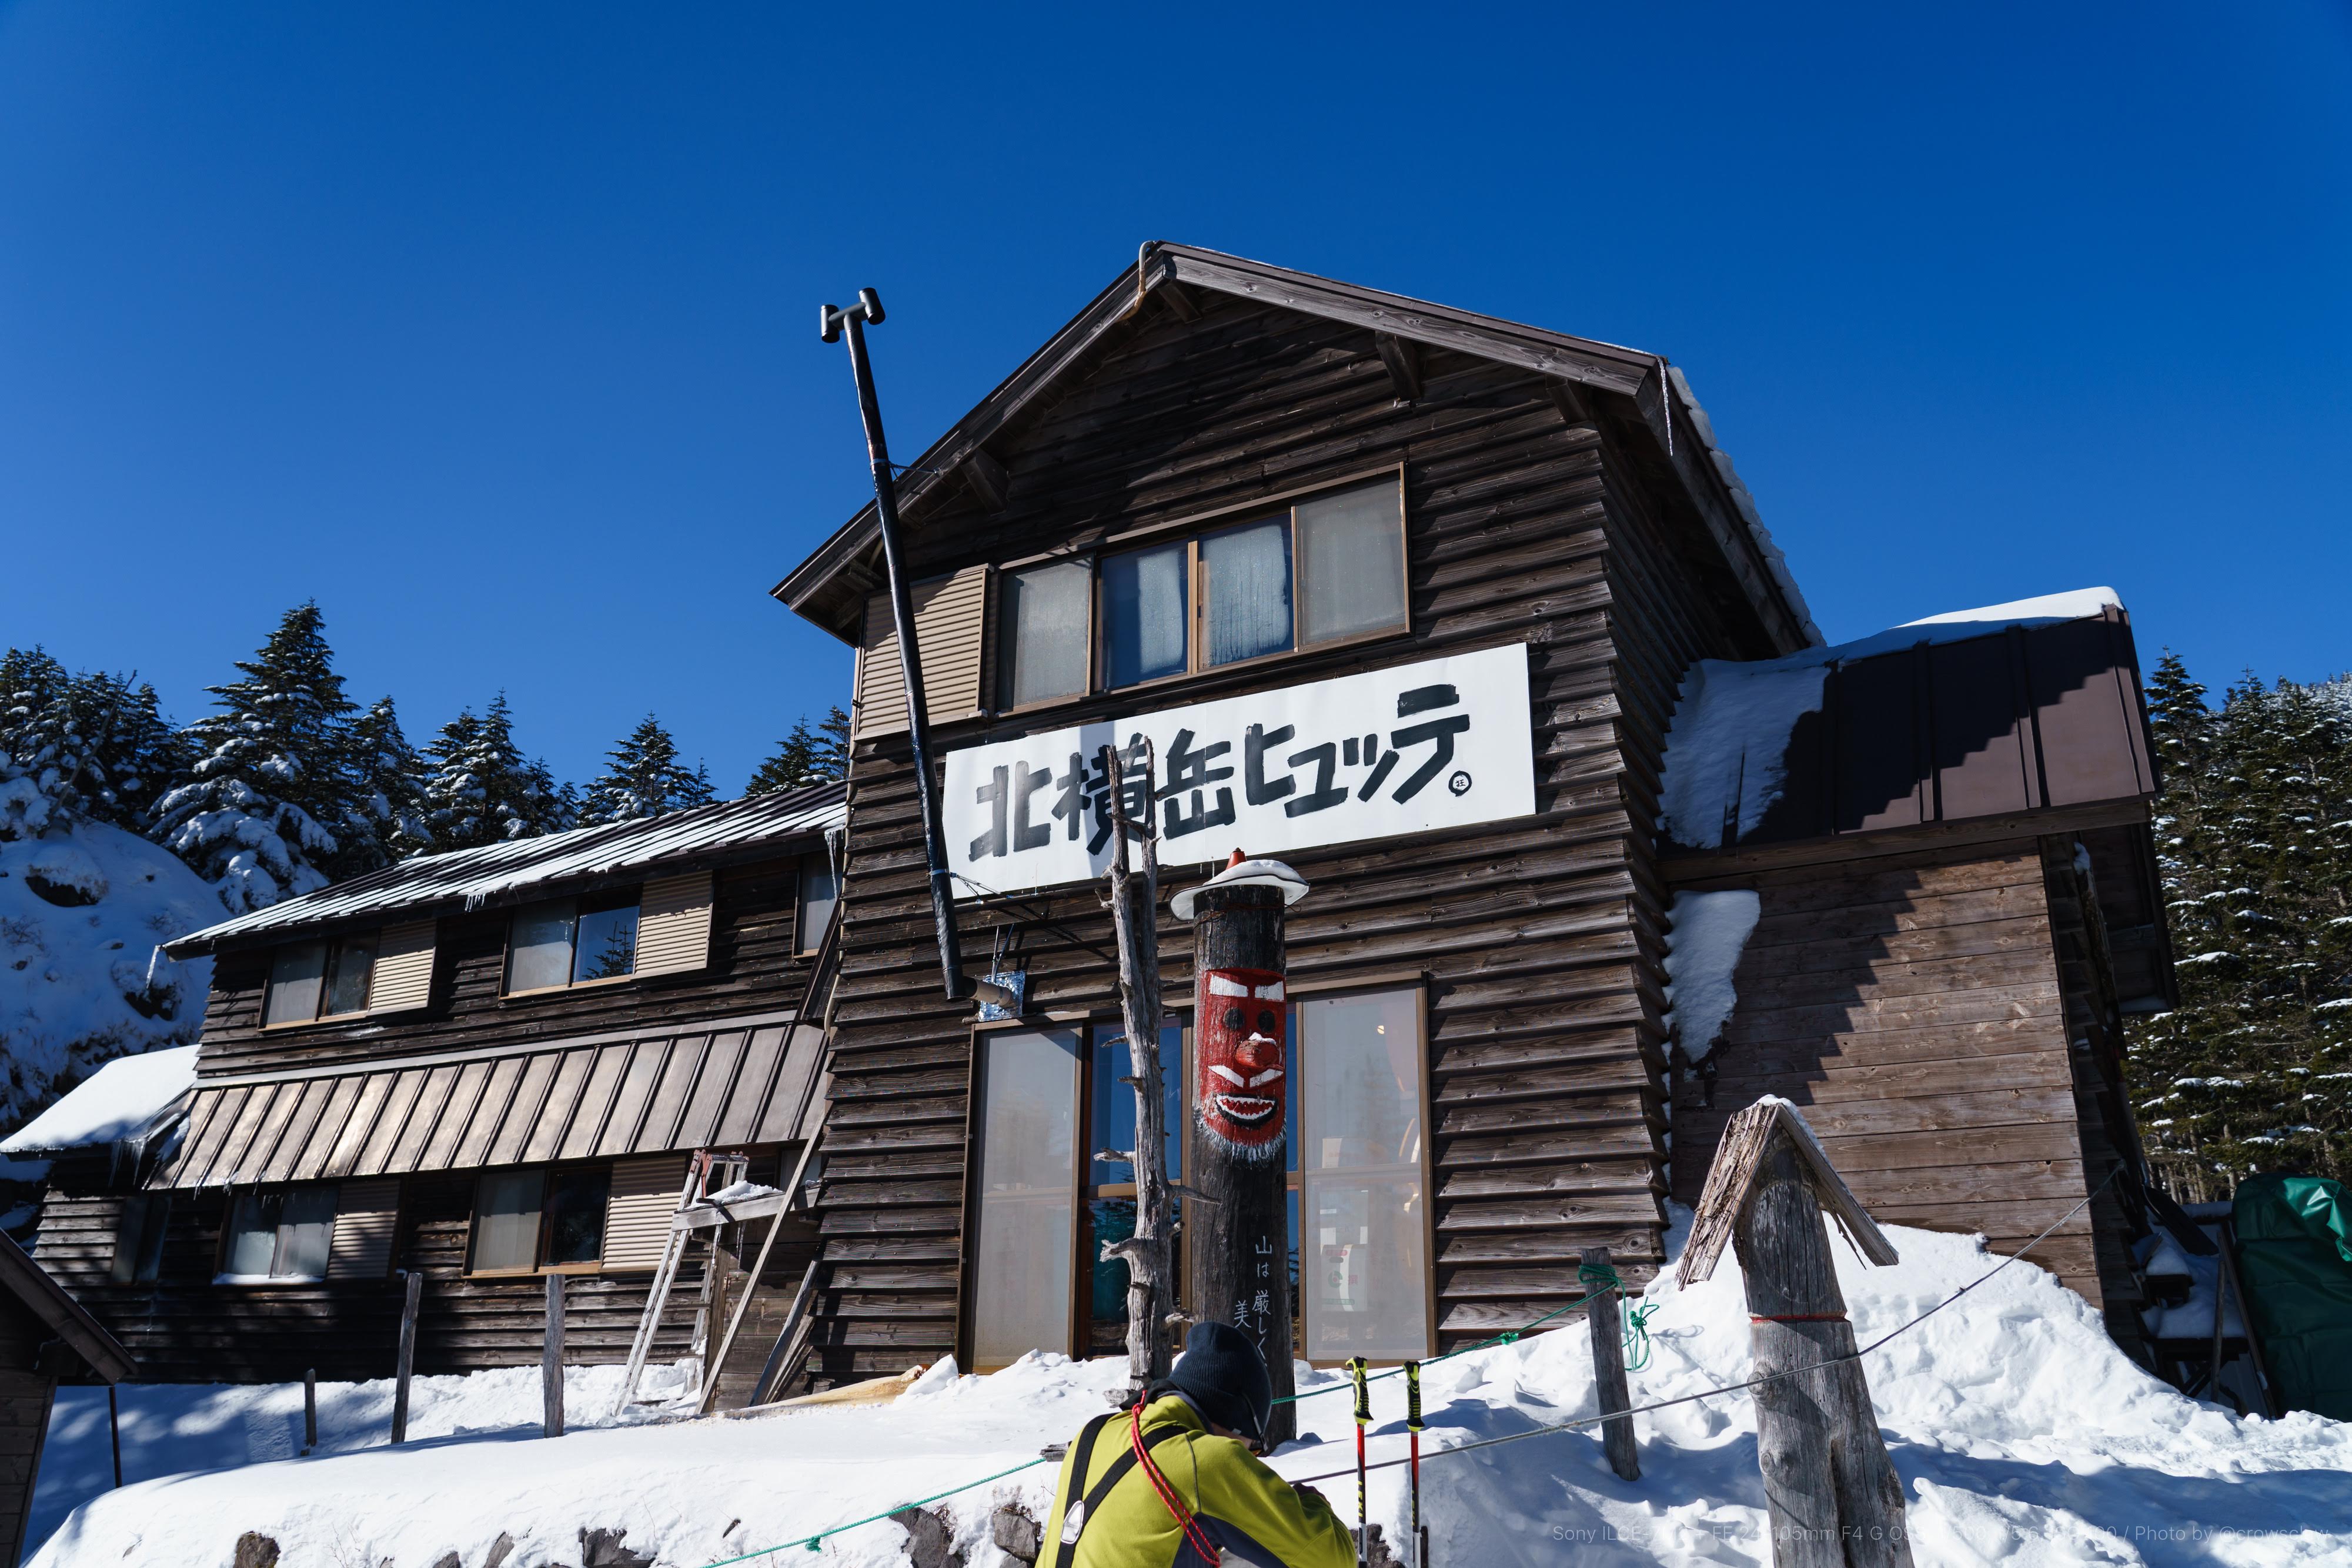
[1130,1394,1221,1564]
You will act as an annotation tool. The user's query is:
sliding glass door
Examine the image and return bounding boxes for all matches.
[968,1027,1082,1370]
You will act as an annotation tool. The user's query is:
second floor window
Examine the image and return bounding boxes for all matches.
[995,474,1409,708]
[264,933,377,1027]
[507,891,640,993]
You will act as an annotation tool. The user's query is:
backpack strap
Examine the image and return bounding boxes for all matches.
[1047,1415,1192,1564]
[1038,1413,1116,1568]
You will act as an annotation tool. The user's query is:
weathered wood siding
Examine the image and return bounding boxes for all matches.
[802,290,1776,1386]
[192,858,816,1078]
[0,1294,57,1568]
[32,1158,811,1386]
[1669,842,2106,1304]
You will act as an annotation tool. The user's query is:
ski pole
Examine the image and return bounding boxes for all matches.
[1405,1359,1426,1568]
[1348,1356,1370,1567]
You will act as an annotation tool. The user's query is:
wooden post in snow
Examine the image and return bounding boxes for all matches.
[543,1272,566,1437]
[1581,1245,1638,1481]
[1098,740,1175,1393]
[1678,1098,1912,1568]
[1175,852,1309,1447]
[390,1269,423,1445]
[302,1368,316,1455]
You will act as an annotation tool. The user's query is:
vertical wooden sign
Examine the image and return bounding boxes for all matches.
[1177,855,1308,1446]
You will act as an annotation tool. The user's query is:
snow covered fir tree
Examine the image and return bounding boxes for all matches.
[746,705,849,795]
[2124,651,2352,1198]
[422,694,574,848]
[149,603,366,911]
[579,714,714,824]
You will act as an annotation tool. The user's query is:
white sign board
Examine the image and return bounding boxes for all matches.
[942,643,1536,897]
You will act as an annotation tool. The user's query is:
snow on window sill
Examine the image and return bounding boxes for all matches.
[212,1272,325,1286]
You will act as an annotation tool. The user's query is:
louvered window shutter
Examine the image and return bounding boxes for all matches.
[602,1155,691,1269]
[326,1178,402,1279]
[368,921,437,1014]
[635,872,714,976]
[850,564,991,740]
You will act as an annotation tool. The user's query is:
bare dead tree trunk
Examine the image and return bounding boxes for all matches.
[1101,740,1174,1389]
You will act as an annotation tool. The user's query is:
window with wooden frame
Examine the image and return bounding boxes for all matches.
[218,1185,338,1282]
[796,851,841,956]
[263,932,379,1026]
[961,982,1431,1370]
[467,1164,613,1275]
[505,891,642,994]
[989,473,1410,713]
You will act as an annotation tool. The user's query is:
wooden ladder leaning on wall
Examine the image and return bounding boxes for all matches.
[612,894,844,1416]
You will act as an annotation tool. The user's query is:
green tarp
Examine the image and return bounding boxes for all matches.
[2233,1173,2352,1420]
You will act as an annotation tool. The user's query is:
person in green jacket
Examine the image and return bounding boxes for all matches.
[1038,1322,1357,1568]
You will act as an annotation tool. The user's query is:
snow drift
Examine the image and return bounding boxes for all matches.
[0,818,215,1134]
[28,1209,2352,1567]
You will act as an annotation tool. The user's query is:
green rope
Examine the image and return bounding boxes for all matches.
[700,1266,1639,1564]
[1622,1304,1656,1373]
[1273,1263,1626,1406]
[699,1455,1051,1565]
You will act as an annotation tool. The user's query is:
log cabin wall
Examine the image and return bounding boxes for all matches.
[1668,840,2114,1308]
[191,857,817,1080]
[34,1155,815,1383]
[800,289,1781,1388]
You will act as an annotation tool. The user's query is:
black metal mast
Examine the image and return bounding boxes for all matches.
[821,289,968,1001]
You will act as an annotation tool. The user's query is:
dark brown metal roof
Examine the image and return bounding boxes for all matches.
[152,1011,827,1190]
[1662,600,2157,858]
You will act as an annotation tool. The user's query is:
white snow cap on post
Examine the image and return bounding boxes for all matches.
[1171,855,1308,922]
[1679,1096,1900,1288]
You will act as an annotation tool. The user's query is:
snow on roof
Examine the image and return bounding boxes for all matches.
[1658,586,2126,849]
[1,1045,198,1155]
[165,781,846,955]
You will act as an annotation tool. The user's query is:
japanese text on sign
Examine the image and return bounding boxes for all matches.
[943,644,1535,896]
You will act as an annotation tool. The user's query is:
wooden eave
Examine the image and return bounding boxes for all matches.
[771,242,1816,655]
[0,1232,135,1383]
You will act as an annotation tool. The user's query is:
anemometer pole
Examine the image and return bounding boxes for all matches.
[821,290,969,1002]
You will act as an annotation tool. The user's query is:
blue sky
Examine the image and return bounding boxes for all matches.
[3,2,2347,794]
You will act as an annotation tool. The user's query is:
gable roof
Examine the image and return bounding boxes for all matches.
[0,1231,135,1383]
[773,242,1820,653]
[163,781,846,957]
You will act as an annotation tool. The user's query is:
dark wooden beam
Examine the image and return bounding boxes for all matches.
[1374,332,1424,402]
[1546,377,1596,426]
[1157,280,1201,321]
[960,447,1010,514]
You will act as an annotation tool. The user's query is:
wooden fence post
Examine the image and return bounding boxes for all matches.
[1581,1245,1638,1481]
[302,1368,316,1455]
[543,1273,567,1437]
[1678,1098,1912,1568]
[390,1269,423,1445]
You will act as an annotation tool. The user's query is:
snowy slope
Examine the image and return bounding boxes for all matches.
[0,820,215,1132]
[28,1212,2352,1568]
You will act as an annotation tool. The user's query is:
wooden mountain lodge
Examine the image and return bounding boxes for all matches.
[14,785,846,1392]
[767,244,2181,1385]
[18,243,2181,1400]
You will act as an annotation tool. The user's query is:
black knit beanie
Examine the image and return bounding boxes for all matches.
[1166,1321,1273,1443]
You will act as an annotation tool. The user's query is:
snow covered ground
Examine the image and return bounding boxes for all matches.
[29,1212,2352,1568]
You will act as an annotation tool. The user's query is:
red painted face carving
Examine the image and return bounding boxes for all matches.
[1196,966,1286,1160]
